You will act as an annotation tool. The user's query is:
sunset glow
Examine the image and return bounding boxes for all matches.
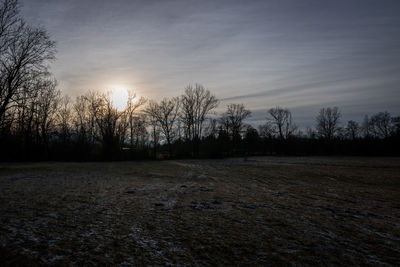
[110,87,129,111]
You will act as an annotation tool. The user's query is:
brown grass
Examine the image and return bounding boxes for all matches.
[0,157,399,265]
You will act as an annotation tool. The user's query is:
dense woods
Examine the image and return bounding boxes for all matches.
[0,0,399,161]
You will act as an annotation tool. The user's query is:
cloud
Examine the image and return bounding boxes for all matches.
[20,0,400,126]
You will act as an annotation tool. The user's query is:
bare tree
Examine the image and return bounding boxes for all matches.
[7,75,59,155]
[126,90,146,148]
[116,109,129,147]
[258,121,274,139]
[316,107,341,140]
[73,95,90,144]
[220,104,251,141]
[131,113,148,148]
[345,120,359,140]
[147,112,161,158]
[204,118,219,139]
[180,84,219,141]
[35,79,59,149]
[0,0,23,130]
[57,95,72,144]
[86,91,125,157]
[267,106,297,140]
[305,127,316,139]
[361,115,372,138]
[145,97,180,157]
[12,76,41,152]
[370,111,392,138]
[0,0,21,54]
[392,116,400,137]
[0,0,56,119]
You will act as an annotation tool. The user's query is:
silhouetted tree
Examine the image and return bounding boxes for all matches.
[204,118,219,139]
[370,111,392,138]
[57,95,72,145]
[126,90,146,148]
[0,0,56,120]
[258,121,274,139]
[220,104,251,145]
[181,84,219,138]
[147,112,161,158]
[316,107,341,140]
[73,95,90,146]
[180,84,218,155]
[244,126,260,153]
[362,115,372,138]
[267,106,297,140]
[145,97,180,157]
[345,120,359,140]
[131,113,148,149]
[305,127,317,139]
[35,79,59,151]
[392,116,400,137]
[86,91,125,158]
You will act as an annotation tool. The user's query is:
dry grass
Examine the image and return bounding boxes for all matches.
[0,157,399,265]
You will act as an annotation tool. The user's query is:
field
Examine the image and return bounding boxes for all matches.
[0,157,399,265]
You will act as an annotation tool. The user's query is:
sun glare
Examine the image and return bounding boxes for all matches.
[111,87,129,111]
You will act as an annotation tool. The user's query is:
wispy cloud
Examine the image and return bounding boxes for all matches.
[21,0,400,125]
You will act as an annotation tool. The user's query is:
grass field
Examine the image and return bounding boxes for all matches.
[0,157,399,265]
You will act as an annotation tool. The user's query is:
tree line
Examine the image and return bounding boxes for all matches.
[0,0,399,161]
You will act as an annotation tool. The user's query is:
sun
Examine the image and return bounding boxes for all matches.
[110,87,129,111]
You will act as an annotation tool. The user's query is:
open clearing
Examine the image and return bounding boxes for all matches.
[0,157,399,265]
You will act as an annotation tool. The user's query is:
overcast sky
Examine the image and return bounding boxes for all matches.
[20,0,400,127]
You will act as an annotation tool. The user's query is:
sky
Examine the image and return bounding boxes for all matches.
[20,0,400,127]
